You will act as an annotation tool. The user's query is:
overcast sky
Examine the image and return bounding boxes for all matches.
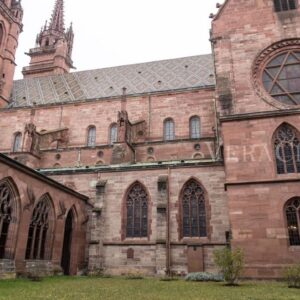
[15,0,224,79]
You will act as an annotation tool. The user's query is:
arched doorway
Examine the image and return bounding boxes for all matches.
[61,210,74,275]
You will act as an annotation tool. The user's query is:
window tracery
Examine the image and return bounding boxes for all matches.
[126,183,148,238]
[285,198,300,246]
[181,179,207,238]
[274,124,300,174]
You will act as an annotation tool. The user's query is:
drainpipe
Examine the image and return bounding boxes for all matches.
[166,167,171,276]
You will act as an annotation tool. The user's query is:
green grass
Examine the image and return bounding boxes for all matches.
[0,276,299,300]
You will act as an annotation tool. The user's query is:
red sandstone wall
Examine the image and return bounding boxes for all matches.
[0,89,216,168]
[212,0,300,115]
[50,165,229,275]
[0,160,87,275]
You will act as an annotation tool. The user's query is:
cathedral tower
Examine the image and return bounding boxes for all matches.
[22,0,74,79]
[0,0,23,108]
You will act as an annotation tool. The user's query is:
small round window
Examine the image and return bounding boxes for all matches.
[262,50,300,105]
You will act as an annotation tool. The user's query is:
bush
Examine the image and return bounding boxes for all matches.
[185,272,224,282]
[213,247,244,285]
[283,265,300,289]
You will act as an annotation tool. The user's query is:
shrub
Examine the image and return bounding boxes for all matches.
[213,247,244,285]
[185,272,224,282]
[283,265,300,289]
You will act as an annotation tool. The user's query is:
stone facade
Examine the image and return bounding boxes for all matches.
[0,0,300,279]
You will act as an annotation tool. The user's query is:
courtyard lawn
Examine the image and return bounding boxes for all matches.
[0,277,299,300]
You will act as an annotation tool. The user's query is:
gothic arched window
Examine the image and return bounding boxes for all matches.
[274,0,298,12]
[274,124,300,174]
[110,123,118,144]
[285,198,300,246]
[0,182,13,258]
[25,195,54,260]
[181,179,207,238]
[190,116,201,139]
[87,126,96,147]
[13,132,22,152]
[164,118,175,141]
[126,182,148,238]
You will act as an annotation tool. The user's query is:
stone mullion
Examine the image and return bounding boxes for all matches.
[29,226,37,259]
[0,217,4,239]
[36,224,44,259]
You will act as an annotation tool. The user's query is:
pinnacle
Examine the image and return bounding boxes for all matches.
[49,0,65,32]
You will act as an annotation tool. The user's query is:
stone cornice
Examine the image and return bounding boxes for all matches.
[225,177,300,190]
[220,109,300,123]
[38,159,224,176]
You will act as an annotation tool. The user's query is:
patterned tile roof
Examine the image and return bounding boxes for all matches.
[10,54,215,107]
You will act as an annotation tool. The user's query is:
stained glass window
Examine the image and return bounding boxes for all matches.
[182,179,207,238]
[164,119,175,141]
[274,124,300,174]
[274,0,297,12]
[126,183,148,238]
[190,116,201,139]
[285,198,300,246]
[13,132,22,152]
[87,126,96,147]
[110,124,118,144]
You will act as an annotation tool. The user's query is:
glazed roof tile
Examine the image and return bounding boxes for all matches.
[10,54,215,107]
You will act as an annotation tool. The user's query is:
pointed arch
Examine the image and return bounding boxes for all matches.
[179,178,208,238]
[273,123,300,174]
[61,206,77,275]
[123,181,149,239]
[0,177,20,259]
[284,197,300,246]
[25,193,55,260]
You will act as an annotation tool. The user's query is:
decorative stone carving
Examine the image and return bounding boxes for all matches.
[24,186,35,211]
[57,201,67,219]
[252,38,300,108]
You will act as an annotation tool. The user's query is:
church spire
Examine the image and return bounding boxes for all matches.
[49,0,65,32]
[22,0,75,78]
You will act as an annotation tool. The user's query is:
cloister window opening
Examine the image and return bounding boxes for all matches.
[181,179,207,238]
[87,126,96,147]
[274,124,300,174]
[164,119,175,141]
[0,182,13,259]
[126,182,148,238]
[274,0,298,12]
[285,198,300,246]
[25,197,53,260]
[190,116,201,139]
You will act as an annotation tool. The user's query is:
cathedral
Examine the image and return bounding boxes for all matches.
[0,0,300,279]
